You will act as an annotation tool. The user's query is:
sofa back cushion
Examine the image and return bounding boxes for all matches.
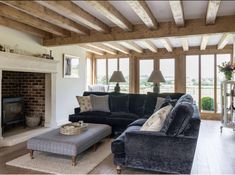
[129,94,146,116]
[110,94,129,112]
[144,92,184,116]
[161,101,194,136]
[90,94,110,112]
[175,94,193,105]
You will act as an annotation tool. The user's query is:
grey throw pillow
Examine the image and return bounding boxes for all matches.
[90,94,110,112]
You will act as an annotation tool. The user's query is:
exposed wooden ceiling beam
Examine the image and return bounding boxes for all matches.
[37,1,110,33]
[169,0,185,27]
[127,1,157,29]
[144,40,158,52]
[181,38,189,51]
[0,4,69,37]
[1,1,89,35]
[119,41,143,53]
[200,35,210,50]
[218,33,233,49]
[103,42,130,54]
[94,45,233,59]
[161,38,173,52]
[80,45,104,56]
[43,16,235,46]
[85,1,132,31]
[86,43,117,55]
[206,0,221,25]
[0,16,50,38]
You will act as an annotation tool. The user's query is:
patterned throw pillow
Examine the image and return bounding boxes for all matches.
[76,96,92,113]
[140,105,173,131]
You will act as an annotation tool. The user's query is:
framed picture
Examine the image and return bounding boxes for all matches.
[63,54,80,78]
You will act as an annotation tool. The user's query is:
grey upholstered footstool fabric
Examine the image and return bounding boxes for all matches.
[27,123,111,156]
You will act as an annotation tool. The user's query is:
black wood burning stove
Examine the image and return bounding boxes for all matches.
[2,96,25,131]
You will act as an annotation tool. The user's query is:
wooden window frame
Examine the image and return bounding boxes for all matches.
[186,53,232,120]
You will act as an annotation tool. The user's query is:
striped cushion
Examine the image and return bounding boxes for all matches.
[90,94,110,112]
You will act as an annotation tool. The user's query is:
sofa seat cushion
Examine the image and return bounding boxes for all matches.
[75,111,110,124]
[111,125,141,154]
[79,111,111,116]
[110,112,139,120]
[128,118,147,127]
[107,112,139,126]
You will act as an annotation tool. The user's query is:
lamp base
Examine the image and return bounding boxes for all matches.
[114,83,120,93]
[153,83,160,93]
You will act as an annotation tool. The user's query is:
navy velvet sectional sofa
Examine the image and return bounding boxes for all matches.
[69,91,201,174]
[69,91,185,134]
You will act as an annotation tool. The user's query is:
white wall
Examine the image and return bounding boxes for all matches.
[0,25,86,126]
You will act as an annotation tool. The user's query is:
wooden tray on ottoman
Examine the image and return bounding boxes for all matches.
[60,122,88,135]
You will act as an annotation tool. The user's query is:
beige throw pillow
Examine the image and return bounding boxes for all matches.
[140,105,173,132]
[76,96,92,112]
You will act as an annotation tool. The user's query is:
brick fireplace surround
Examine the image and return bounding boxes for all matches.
[0,52,58,143]
[2,71,46,124]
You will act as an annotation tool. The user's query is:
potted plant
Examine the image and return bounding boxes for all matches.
[201,97,214,111]
[218,61,235,80]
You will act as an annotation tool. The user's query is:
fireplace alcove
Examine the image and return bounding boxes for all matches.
[0,51,58,146]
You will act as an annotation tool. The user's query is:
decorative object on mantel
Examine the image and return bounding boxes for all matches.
[218,61,235,80]
[148,70,166,93]
[63,54,80,78]
[0,43,53,60]
[26,115,41,128]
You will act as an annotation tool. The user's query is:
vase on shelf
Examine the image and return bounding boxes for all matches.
[224,71,233,81]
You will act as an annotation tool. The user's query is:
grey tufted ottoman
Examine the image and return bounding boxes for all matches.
[27,123,111,166]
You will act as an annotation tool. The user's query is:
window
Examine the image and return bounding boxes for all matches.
[86,58,92,89]
[201,55,215,112]
[186,55,199,106]
[186,54,231,114]
[96,59,107,84]
[108,58,118,92]
[139,59,154,94]
[119,58,130,93]
[95,58,130,92]
[160,59,175,93]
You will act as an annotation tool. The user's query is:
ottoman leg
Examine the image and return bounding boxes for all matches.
[72,156,77,166]
[29,150,34,159]
[117,165,121,174]
[93,143,97,152]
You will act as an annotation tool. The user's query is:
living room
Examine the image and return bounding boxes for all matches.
[0,0,234,174]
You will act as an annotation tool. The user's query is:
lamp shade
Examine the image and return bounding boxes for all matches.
[147,70,166,83]
[109,71,126,82]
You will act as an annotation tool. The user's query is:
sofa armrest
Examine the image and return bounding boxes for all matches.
[125,130,198,173]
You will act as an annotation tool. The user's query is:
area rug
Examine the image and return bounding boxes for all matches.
[6,139,111,174]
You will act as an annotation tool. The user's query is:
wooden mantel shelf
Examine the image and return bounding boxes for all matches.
[0,51,58,73]
[0,51,58,64]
